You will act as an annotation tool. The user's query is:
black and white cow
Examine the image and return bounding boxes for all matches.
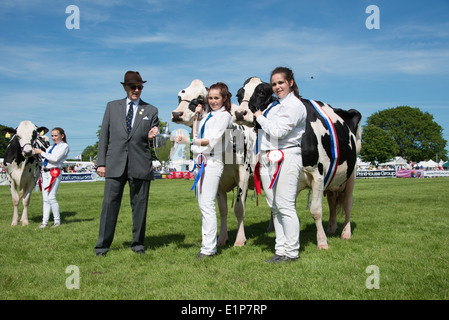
[171,79,257,247]
[236,77,362,249]
[2,121,49,226]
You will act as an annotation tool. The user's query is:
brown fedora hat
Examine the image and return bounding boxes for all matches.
[121,71,147,85]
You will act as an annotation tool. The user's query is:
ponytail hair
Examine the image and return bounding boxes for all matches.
[270,66,302,99]
[52,127,67,143]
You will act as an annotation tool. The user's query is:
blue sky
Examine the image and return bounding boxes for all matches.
[1,0,448,159]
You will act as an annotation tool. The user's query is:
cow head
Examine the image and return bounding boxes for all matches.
[171,79,208,127]
[2,121,49,161]
[233,77,276,127]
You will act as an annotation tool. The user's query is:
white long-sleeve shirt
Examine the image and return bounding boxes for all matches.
[256,92,306,151]
[191,107,233,157]
[41,142,70,169]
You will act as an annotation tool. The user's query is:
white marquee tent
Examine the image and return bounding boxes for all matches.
[417,160,439,168]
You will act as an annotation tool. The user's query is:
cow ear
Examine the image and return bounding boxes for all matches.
[236,88,244,104]
[36,127,49,135]
[2,127,16,138]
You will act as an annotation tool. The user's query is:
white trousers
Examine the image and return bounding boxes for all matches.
[195,158,223,255]
[260,147,302,258]
[41,171,62,225]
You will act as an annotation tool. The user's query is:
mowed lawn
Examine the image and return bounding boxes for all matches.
[0,177,448,300]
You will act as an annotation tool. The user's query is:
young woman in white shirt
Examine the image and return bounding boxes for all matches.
[254,67,307,263]
[177,82,233,259]
[34,127,70,228]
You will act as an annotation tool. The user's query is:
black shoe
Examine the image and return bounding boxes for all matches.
[264,254,284,263]
[197,252,215,260]
[134,249,146,255]
[277,256,298,263]
[96,251,108,257]
[264,254,298,263]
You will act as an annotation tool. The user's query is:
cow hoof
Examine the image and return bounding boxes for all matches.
[217,239,228,247]
[341,234,351,240]
[326,227,337,235]
[11,222,18,226]
[233,240,246,247]
[318,243,329,250]
[22,221,29,226]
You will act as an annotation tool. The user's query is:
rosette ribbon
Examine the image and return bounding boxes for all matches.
[44,168,61,192]
[190,154,207,193]
[267,149,284,189]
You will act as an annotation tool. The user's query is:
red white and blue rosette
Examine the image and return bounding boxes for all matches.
[267,149,284,189]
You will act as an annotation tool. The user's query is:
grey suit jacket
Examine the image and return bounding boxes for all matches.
[97,98,159,180]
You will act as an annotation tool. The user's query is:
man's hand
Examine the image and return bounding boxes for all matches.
[97,166,106,177]
[148,126,159,140]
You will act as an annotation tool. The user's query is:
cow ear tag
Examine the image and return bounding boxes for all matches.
[40,130,45,136]
[5,132,10,138]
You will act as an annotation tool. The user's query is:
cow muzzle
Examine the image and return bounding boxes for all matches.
[22,143,34,157]
[235,110,247,121]
[172,111,184,123]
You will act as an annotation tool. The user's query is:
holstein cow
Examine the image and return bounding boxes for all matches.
[2,121,50,226]
[171,79,257,247]
[236,77,362,249]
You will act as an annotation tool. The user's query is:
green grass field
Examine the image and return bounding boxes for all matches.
[0,177,448,300]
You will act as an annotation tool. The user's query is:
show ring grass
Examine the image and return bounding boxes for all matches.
[0,178,448,300]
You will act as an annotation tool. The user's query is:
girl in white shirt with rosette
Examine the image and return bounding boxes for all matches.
[34,127,70,228]
[254,67,307,263]
[177,82,233,259]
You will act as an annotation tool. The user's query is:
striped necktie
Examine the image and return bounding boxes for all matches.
[43,144,56,167]
[126,102,134,135]
[199,113,212,138]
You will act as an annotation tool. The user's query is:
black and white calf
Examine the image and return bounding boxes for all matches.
[237,77,362,249]
[2,121,50,226]
[171,79,257,247]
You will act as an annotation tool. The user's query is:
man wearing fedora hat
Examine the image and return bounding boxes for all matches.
[95,71,159,256]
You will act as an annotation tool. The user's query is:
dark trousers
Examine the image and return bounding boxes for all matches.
[95,168,151,254]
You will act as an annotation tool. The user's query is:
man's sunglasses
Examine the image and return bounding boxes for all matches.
[128,85,144,90]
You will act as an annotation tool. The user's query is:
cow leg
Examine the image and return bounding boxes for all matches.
[341,174,355,240]
[326,191,338,235]
[216,188,229,246]
[11,196,20,226]
[9,183,20,226]
[310,180,329,250]
[20,191,31,226]
[233,187,247,247]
